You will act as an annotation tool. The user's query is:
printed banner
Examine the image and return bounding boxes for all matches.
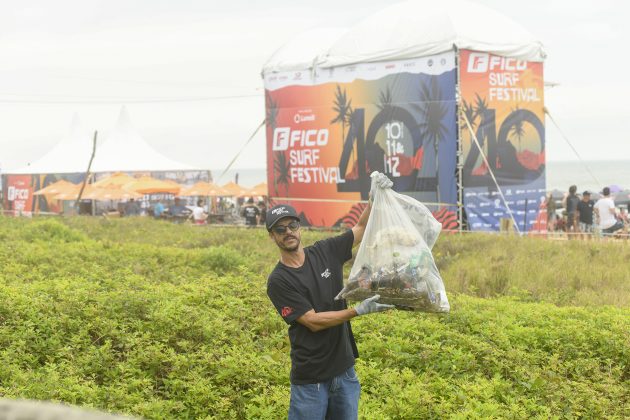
[264,52,458,228]
[2,173,86,215]
[3,175,35,215]
[2,170,209,215]
[459,50,546,232]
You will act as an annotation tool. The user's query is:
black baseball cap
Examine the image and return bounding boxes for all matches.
[583,190,591,196]
[266,204,300,231]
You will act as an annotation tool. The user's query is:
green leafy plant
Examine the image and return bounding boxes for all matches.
[0,217,628,419]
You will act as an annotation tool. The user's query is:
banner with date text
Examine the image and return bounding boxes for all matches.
[459,49,546,232]
[264,52,458,228]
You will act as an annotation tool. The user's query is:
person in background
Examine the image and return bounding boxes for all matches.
[124,198,141,217]
[191,199,207,225]
[240,197,260,227]
[169,197,191,223]
[258,200,267,226]
[594,187,623,237]
[545,193,557,233]
[617,206,630,237]
[562,185,580,238]
[576,191,594,240]
[153,200,165,219]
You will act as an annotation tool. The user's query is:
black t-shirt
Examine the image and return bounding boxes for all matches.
[566,194,580,214]
[267,230,358,384]
[577,200,594,224]
[241,205,260,225]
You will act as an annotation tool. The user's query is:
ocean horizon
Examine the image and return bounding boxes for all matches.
[212,160,630,194]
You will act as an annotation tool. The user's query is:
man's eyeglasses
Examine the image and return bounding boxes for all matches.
[272,220,301,235]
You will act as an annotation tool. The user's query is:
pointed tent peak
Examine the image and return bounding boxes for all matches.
[63,112,91,145]
[6,113,93,174]
[69,112,82,130]
[115,105,134,133]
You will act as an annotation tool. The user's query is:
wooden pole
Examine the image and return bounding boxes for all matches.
[74,131,97,214]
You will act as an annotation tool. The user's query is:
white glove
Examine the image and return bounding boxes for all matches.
[371,171,393,189]
[354,294,395,316]
[369,171,393,203]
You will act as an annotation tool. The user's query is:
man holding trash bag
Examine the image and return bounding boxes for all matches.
[266,172,394,420]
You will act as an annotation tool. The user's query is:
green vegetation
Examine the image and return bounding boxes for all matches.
[0,217,628,419]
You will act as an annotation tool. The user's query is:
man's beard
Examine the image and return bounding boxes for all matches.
[276,234,300,252]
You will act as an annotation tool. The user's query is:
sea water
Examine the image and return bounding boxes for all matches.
[546,160,630,193]
[211,160,630,194]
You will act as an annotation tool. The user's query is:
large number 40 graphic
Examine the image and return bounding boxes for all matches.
[337,107,424,200]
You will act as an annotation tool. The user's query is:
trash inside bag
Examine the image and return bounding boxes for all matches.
[336,172,450,312]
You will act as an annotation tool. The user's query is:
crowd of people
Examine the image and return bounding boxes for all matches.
[545,185,629,239]
[100,184,630,240]
[105,196,269,227]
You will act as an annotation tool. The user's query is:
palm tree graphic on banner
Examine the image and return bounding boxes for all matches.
[509,105,525,153]
[331,85,354,175]
[413,77,448,204]
[266,93,290,197]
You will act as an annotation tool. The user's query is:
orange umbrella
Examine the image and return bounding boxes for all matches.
[83,187,142,201]
[50,184,98,201]
[92,172,135,188]
[221,181,253,197]
[249,182,268,197]
[178,182,229,197]
[123,176,181,195]
[33,180,79,196]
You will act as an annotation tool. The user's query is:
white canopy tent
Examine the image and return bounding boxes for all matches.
[9,114,93,175]
[7,107,197,176]
[262,0,545,74]
[262,27,348,74]
[90,107,197,173]
[261,0,548,232]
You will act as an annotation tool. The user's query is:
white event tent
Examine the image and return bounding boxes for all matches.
[90,107,197,173]
[261,0,547,232]
[7,107,197,176]
[8,113,93,175]
[262,0,545,74]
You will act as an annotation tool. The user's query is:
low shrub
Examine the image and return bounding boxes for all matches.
[0,217,628,419]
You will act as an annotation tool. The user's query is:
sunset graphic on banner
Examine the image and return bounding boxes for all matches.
[264,53,458,228]
[459,49,546,232]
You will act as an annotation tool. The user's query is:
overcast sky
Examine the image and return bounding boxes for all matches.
[0,0,628,172]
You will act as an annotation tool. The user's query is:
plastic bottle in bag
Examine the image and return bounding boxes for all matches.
[335,172,450,312]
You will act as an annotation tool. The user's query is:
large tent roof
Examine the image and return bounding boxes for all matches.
[8,114,93,175]
[263,0,545,74]
[90,107,197,173]
[263,27,348,73]
[8,108,198,175]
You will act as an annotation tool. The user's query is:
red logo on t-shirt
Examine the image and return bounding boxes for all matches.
[281,306,294,317]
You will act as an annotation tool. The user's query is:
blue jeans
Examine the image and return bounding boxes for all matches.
[603,221,624,235]
[288,366,360,420]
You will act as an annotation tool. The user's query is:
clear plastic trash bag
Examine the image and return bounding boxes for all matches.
[336,172,450,312]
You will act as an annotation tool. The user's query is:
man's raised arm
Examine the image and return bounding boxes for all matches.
[351,202,371,246]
